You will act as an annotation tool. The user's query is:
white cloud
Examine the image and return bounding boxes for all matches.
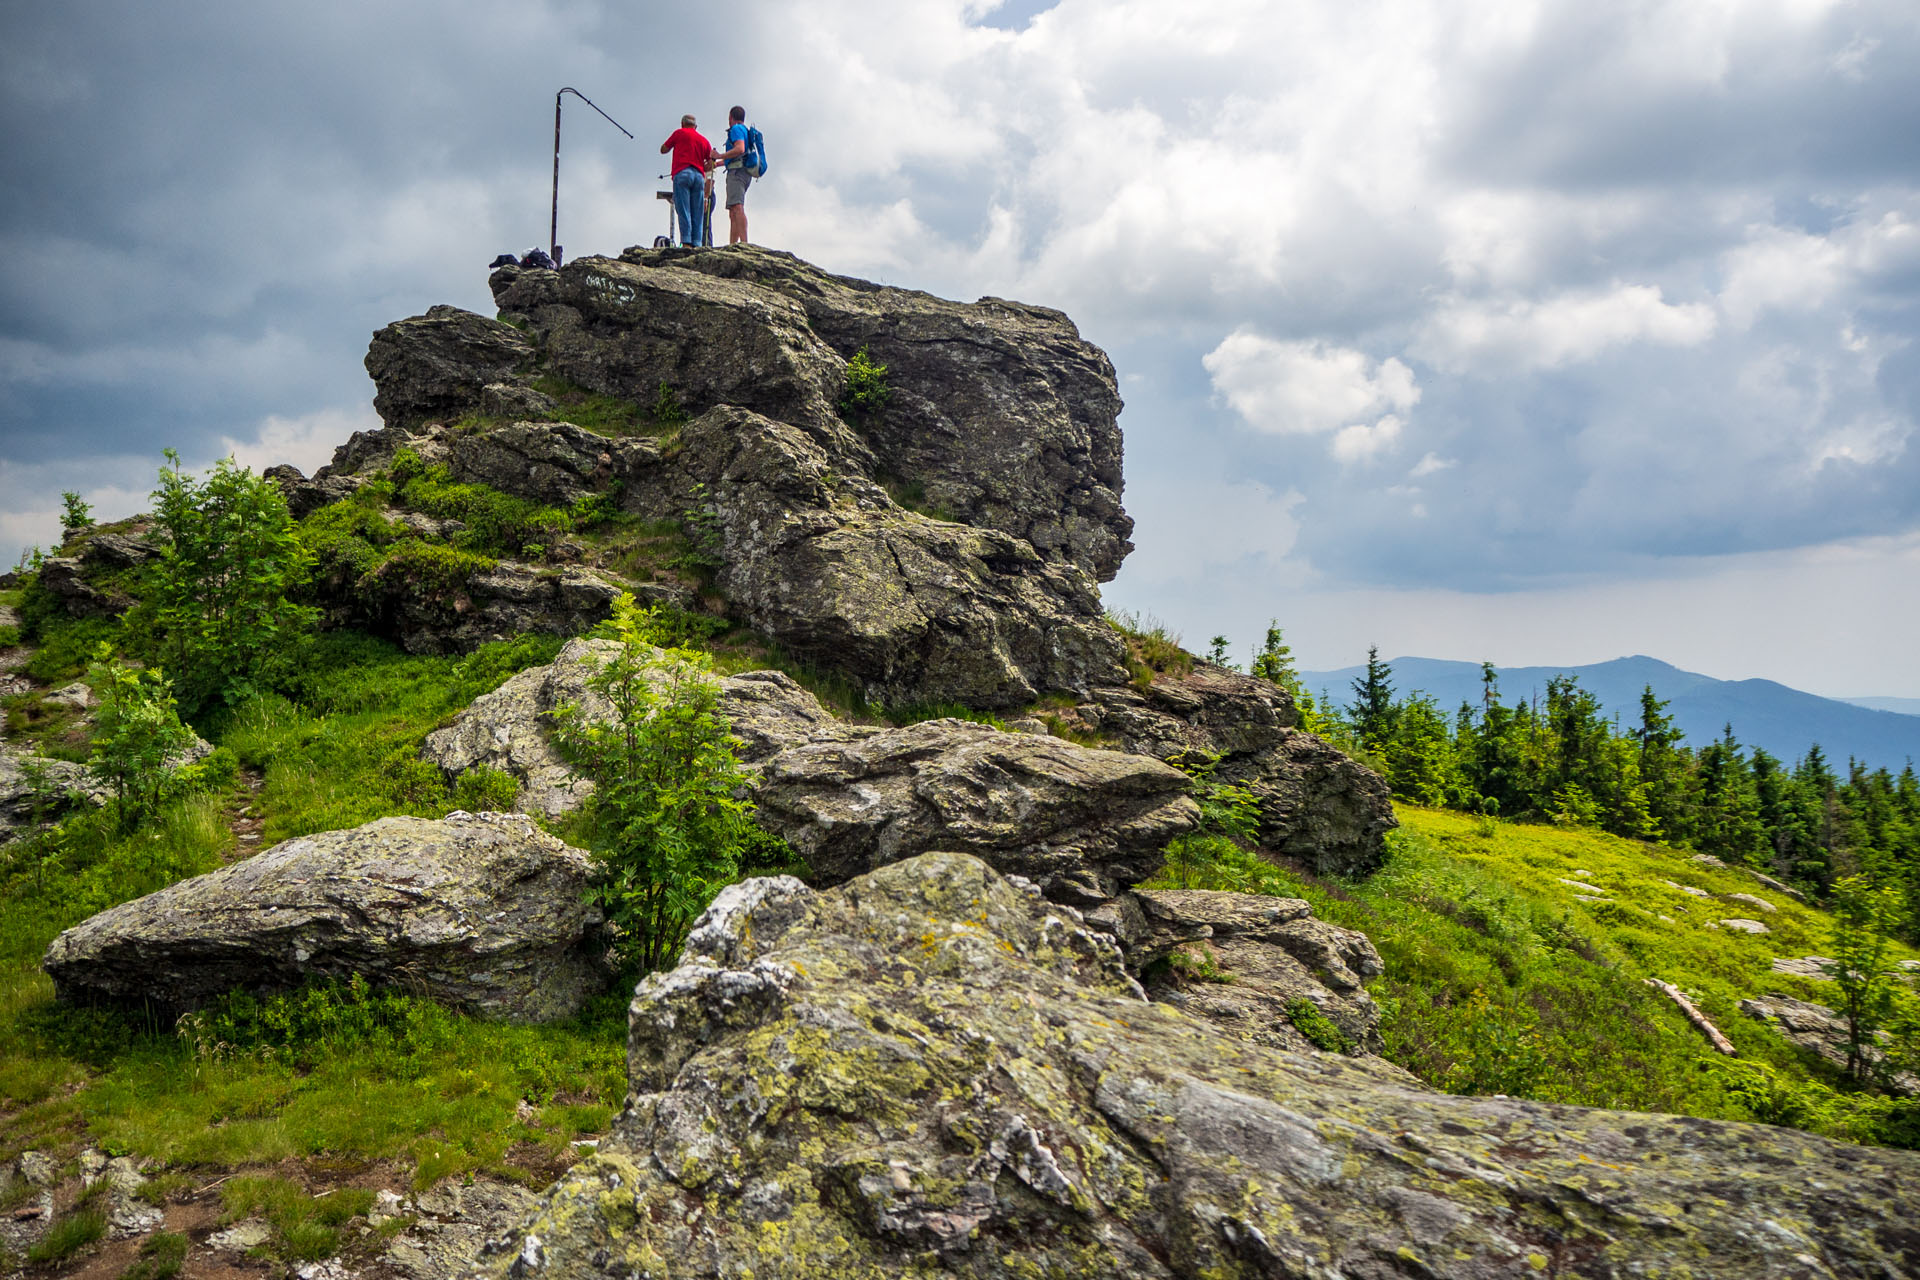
[220,407,374,477]
[1120,468,1307,586]
[1415,283,1718,374]
[1331,414,1404,464]
[1410,452,1455,477]
[1202,333,1419,435]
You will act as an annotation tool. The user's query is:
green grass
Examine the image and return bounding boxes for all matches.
[527,374,665,437]
[882,701,1007,730]
[122,1229,189,1279]
[222,1176,377,1262]
[26,1202,106,1265]
[1105,609,1194,686]
[1145,807,1920,1145]
[217,630,563,842]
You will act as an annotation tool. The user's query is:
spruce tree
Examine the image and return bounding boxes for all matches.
[1348,646,1396,751]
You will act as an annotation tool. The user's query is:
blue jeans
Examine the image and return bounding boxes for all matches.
[672,168,706,247]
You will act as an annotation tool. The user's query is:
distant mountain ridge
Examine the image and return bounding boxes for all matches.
[1297,654,1920,769]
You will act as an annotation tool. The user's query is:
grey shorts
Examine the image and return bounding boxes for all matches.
[725,168,752,208]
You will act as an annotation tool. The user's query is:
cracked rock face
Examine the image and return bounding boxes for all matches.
[494,247,1133,583]
[473,852,1920,1280]
[42,812,606,1023]
[1088,664,1398,876]
[1120,887,1398,1059]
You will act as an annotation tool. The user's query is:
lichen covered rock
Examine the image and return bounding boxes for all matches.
[43,811,605,1022]
[475,852,1920,1279]
[1125,887,1396,1058]
[754,718,1197,904]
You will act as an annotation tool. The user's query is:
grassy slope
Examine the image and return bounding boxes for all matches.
[0,628,623,1225]
[1147,806,1919,1144]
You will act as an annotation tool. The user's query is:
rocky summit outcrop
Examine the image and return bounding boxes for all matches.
[423,638,1196,905]
[494,247,1133,582]
[43,811,605,1022]
[474,852,1920,1280]
[330,246,1133,706]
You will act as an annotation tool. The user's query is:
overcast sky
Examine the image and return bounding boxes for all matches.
[3,0,1917,695]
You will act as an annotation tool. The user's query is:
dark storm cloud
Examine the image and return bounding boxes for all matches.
[2,0,1917,690]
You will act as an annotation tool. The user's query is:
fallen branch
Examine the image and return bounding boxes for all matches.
[1645,979,1736,1055]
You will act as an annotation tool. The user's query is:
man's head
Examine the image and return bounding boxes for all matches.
[730,106,745,124]
[681,114,697,128]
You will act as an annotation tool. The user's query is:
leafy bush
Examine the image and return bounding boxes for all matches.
[150,451,315,717]
[838,347,892,420]
[358,541,497,595]
[554,594,758,972]
[650,382,689,427]
[1440,987,1549,1096]
[387,450,571,556]
[1156,751,1262,889]
[87,651,196,830]
[299,495,408,586]
[59,491,93,542]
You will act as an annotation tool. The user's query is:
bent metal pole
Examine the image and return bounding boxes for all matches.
[552,87,635,264]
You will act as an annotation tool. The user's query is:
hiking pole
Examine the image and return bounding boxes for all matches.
[551,87,634,264]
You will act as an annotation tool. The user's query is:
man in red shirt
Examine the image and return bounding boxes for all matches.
[659,114,713,247]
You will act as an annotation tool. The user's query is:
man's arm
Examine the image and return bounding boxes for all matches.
[660,135,674,155]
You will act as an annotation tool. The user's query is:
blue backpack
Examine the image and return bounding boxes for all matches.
[746,125,768,178]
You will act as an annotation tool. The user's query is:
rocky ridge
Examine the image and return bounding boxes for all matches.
[474,852,1920,1279]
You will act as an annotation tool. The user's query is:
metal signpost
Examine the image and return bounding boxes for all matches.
[551,87,633,265]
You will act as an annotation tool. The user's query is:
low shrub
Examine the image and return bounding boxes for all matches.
[1285,997,1352,1053]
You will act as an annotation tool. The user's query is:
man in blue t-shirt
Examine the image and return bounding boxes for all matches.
[712,105,753,245]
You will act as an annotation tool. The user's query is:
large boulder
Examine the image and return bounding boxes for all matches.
[364,304,537,428]
[1741,993,1920,1095]
[43,811,605,1022]
[0,744,104,839]
[474,852,1920,1279]
[756,719,1197,904]
[1088,665,1397,876]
